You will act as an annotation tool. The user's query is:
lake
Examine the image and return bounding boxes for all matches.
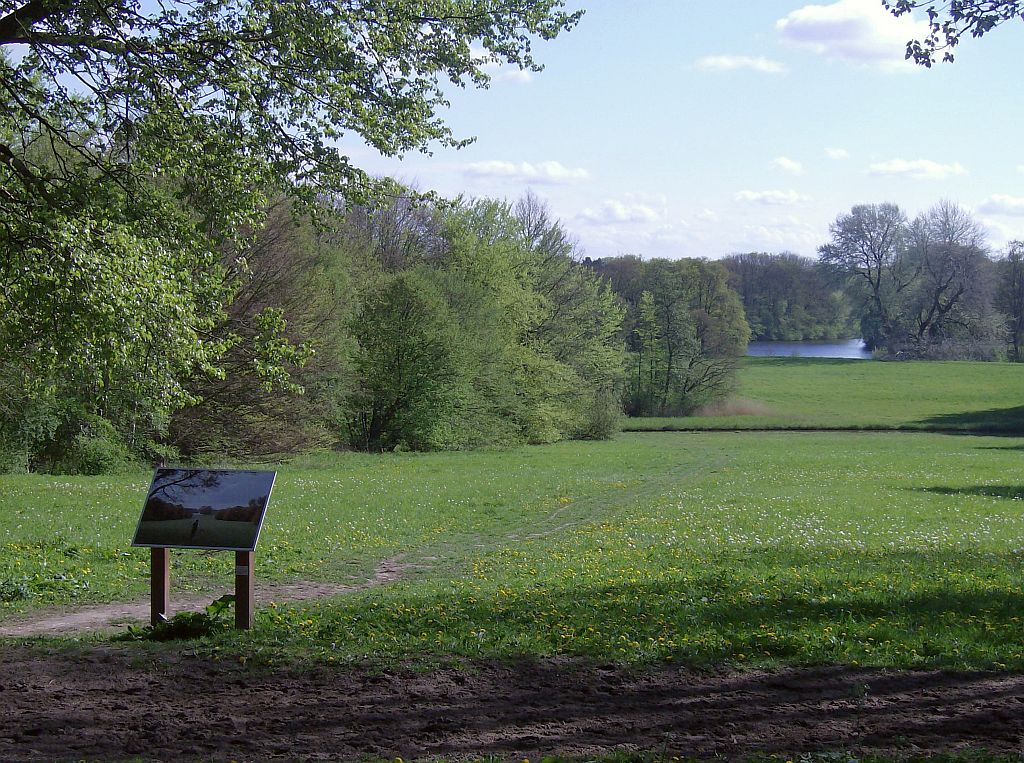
[747,338,873,359]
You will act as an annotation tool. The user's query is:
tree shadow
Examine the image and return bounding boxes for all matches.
[914,405,1024,436]
[289,546,1024,674]
[916,485,1024,500]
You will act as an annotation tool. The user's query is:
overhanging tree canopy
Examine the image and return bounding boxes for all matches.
[1,0,581,216]
[884,0,1023,65]
[0,0,580,461]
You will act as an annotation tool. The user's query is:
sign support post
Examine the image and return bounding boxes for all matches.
[134,468,274,632]
[235,551,254,630]
[151,547,170,626]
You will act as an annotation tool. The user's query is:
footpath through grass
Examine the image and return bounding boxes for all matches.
[5,431,1024,673]
[626,357,1024,433]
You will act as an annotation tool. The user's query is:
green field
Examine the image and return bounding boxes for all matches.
[3,358,1024,674]
[627,356,1024,433]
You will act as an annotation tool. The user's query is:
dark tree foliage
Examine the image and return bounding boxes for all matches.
[169,202,353,459]
[348,268,461,451]
[721,252,856,341]
[884,0,1024,65]
[995,241,1024,361]
[819,201,1004,359]
[593,256,749,417]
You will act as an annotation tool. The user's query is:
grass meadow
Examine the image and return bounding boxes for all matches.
[2,358,1024,674]
[627,356,1024,433]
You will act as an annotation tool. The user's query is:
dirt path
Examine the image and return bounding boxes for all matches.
[2,647,1023,762]
[0,557,409,638]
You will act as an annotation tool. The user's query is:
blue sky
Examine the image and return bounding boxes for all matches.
[347,0,1024,261]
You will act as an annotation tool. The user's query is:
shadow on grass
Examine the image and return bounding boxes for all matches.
[267,548,1024,672]
[914,405,1024,436]
[917,485,1024,501]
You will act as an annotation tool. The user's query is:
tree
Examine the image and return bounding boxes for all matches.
[599,256,748,417]
[900,201,998,356]
[630,290,663,415]
[348,268,460,451]
[818,203,913,350]
[169,201,355,459]
[820,200,1004,359]
[995,241,1024,360]
[512,192,625,439]
[0,1,581,468]
[884,0,1024,65]
[433,194,624,445]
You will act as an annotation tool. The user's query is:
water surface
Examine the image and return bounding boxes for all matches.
[747,338,872,360]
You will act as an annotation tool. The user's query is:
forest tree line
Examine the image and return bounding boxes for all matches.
[2,180,764,473]
[713,201,1024,364]
[6,191,1024,474]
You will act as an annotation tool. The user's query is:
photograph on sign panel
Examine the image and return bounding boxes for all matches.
[132,469,275,551]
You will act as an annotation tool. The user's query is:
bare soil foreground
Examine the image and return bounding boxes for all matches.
[3,643,1024,762]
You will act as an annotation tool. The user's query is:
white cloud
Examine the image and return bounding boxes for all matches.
[695,55,787,74]
[735,190,812,206]
[578,199,662,225]
[1018,165,1024,175]
[735,215,824,255]
[776,0,927,68]
[464,160,590,185]
[979,216,1024,250]
[867,158,967,180]
[772,156,805,175]
[978,195,1024,217]
[494,68,534,84]
[471,45,534,84]
[825,147,849,159]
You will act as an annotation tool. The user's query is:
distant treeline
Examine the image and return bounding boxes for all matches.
[719,253,857,342]
[718,202,1024,361]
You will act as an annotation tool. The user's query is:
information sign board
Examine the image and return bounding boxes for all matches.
[131,468,276,552]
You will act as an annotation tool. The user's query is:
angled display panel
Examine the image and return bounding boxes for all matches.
[132,469,276,552]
